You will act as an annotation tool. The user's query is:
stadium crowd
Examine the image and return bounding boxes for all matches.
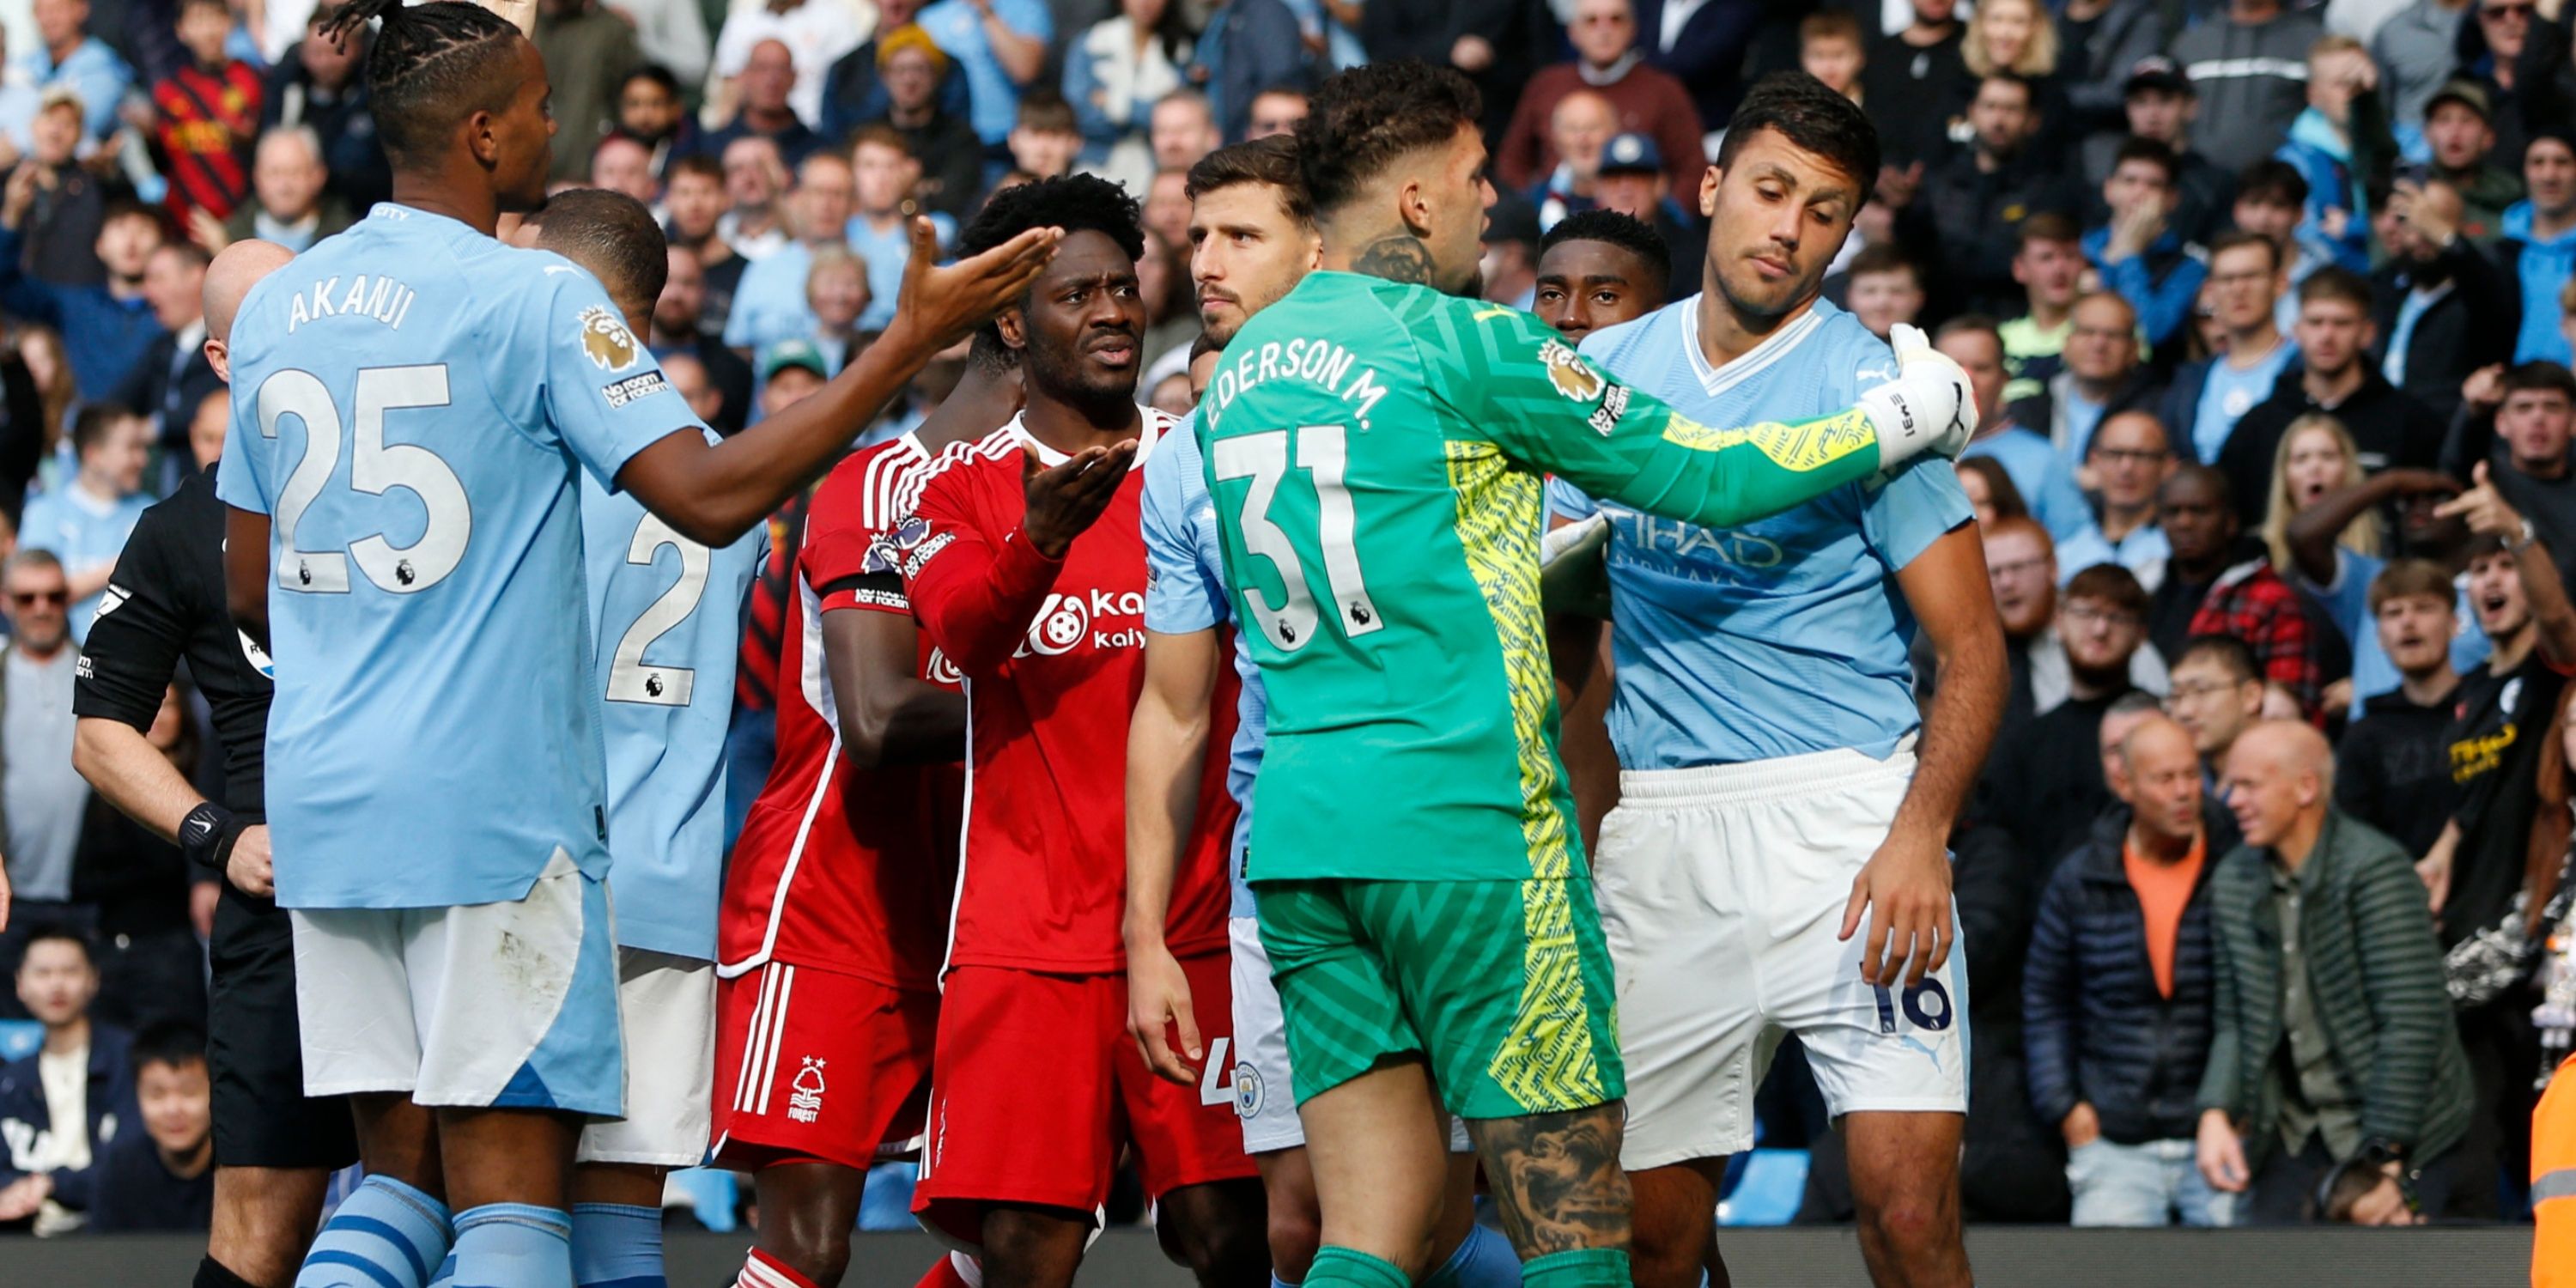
[0,0,2568,1273]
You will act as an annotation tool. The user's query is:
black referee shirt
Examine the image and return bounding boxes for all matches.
[71,469,273,822]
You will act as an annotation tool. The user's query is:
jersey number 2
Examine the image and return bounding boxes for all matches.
[606,513,712,707]
[1212,425,1382,653]
[255,365,471,594]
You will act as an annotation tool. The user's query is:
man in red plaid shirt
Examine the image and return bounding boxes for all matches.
[153,0,262,224]
[2160,464,2329,717]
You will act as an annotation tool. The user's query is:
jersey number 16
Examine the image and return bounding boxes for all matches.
[1215,425,1383,653]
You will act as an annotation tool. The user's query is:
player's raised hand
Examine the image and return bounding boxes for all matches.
[1126,938,1203,1085]
[1838,822,1953,990]
[1859,324,1974,471]
[468,0,538,37]
[1021,440,1138,558]
[887,216,1062,357]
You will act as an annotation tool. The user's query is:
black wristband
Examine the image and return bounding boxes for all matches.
[179,801,244,876]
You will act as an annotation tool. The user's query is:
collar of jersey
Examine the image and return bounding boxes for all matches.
[1005,406,1167,468]
[1680,301,1826,398]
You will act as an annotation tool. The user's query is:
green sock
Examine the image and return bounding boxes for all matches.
[1302,1245,1412,1288]
[1521,1247,1633,1288]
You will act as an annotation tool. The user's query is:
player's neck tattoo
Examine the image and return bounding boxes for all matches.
[1353,234,1436,285]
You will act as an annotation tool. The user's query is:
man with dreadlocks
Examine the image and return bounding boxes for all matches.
[210,3,1060,1285]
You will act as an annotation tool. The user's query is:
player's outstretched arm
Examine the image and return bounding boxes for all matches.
[821,609,963,768]
[1123,626,1223,1086]
[613,219,1060,547]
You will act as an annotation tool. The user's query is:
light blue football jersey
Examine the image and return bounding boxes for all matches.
[580,438,762,961]
[1139,410,1267,918]
[1548,297,1973,769]
[216,205,702,910]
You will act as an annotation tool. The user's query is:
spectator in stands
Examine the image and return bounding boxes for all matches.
[1496,0,1703,200]
[2180,493,2329,717]
[696,39,822,170]
[2015,293,2166,468]
[659,165,742,344]
[589,133,659,206]
[106,240,216,462]
[708,0,857,135]
[1862,0,1971,169]
[798,246,867,374]
[1189,0,1308,144]
[1959,454,2031,528]
[1526,88,1614,229]
[916,0,1053,149]
[2057,410,2175,585]
[872,28,983,221]
[2372,178,2519,422]
[87,1021,210,1232]
[2271,38,2381,278]
[818,0,966,150]
[2503,128,2575,367]
[715,136,789,262]
[2002,215,2085,404]
[1147,88,1222,176]
[2257,416,2384,598]
[617,1,708,93]
[1961,0,2066,155]
[1906,72,2080,315]
[15,0,125,144]
[2420,78,2523,243]
[2221,268,2446,527]
[1950,315,2094,544]
[532,0,643,184]
[2458,0,2565,167]
[2059,3,2168,146]
[1635,0,1762,132]
[1140,168,1190,259]
[2233,161,2323,337]
[2171,0,2325,176]
[849,126,938,334]
[652,243,753,436]
[1993,562,2166,868]
[2454,362,2576,592]
[18,405,143,641]
[2083,61,2231,246]
[149,0,260,227]
[1063,0,1188,196]
[2166,633,2266,784]
[8,93,103,292]
[2026,714,2233,1227]
[1839,243,1925,341]
[0,194,163,401]
[1800,9,1866,105]
[2336,559,2470,854]
[1986,513,2057,720]
[1589,131,1701,300]
[658,349,727,434]
[1479,195,1539,312]
[260,4,388,212]
[1244,85,1305,139]
[724,149,854,358]
[2200,720,2481,1222]
[2087,139,2211,354]
[1005,94,1082,185]
[0,927,126,1233]
[2165,233,2300,465]
[2372,0,2473,134]
[1354,0,1552,143]
[216,126,351,254]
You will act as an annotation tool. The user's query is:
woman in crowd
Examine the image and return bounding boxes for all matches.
[1959,455,2033,530]
[2263,413,2383,574]
[1065,0,1192,197]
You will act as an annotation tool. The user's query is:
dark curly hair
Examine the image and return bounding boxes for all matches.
[1296,60,1481,215]
[955,173,1144,341]
[319,0,524,168]
[1540,209,1672,295]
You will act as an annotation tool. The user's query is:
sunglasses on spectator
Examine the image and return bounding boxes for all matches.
[2482,3,2533,17]
[8,589,67,606]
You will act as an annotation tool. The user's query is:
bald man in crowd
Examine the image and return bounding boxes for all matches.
[2197,721,2480,1224]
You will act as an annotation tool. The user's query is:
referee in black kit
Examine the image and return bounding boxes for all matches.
[70,240,356,1288]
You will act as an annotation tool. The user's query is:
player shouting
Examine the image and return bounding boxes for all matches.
[214,3,1057,1283]
[1552,72,2003,1288]
[900,174,1267,1288]
[1200,61,1975,1288]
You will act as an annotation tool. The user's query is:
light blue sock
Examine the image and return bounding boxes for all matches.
[1272,1277,1301,1288]
[297,1174,452,1288]
[1420,1222,1523,1288]
[570,1202,665,1288]
[446,1202,575,1288]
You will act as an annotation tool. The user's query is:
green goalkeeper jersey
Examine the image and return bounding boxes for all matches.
[1200,270,1894,886]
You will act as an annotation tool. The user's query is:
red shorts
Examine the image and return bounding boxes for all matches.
[912,955,1256,1245]
[709,959,938,1173]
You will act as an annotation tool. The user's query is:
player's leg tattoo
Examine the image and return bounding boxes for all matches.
[1469,1102,1633,1257]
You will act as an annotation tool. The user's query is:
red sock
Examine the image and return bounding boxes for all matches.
[739,1247,823,1288]
[914,1252,982,1288]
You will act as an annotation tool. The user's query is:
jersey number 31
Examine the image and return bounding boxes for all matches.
[1214,425,1383,653]
[255,365,471,595]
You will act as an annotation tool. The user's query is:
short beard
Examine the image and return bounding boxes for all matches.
[1026,342,1139,422]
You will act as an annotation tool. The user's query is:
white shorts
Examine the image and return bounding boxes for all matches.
[1595,747,1969,1172]
[578,947,716,1167]
[1228,916,1473,1157]
[291,849,624,1117]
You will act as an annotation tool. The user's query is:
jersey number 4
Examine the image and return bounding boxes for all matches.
[255,365,471,595]
[1213,425,1383,653]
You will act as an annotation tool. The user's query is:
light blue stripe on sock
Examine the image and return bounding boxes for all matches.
[300,1175,453,1288]
[301,1251,408,1288]
[329,1217,435,1285]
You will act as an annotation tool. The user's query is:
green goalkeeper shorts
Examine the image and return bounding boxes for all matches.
[1255,875,1625,1121]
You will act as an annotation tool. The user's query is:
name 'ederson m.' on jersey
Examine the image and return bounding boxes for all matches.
[1199,270,1895,885]
[217,204,703,909]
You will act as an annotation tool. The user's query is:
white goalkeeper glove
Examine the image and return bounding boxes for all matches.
[1855,323,1977,472]
[1539,513,1613,618]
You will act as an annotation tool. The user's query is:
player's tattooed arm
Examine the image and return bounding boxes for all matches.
[1470,1104,1633,1257]
[1352,234,1436,285]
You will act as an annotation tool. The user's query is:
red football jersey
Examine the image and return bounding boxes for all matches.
[718,435,964,990]
[901,410,1236,973]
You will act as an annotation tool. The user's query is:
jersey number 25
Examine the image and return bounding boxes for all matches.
[254,365,470,595]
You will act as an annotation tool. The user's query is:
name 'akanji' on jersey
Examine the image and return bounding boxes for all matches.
[1204,336,1391,432]
[285,273,421,333]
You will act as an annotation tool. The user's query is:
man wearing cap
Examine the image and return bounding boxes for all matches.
[1900,70,2081,317]
[2081,58,2232,246]
[867,26,983,222]
[758,337,831,417]
[2421,78,2524,243]
[1496,0,1705,199]
[1592,131,1705,302]
[2501,128,2576,367]
[816,0,969,149]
